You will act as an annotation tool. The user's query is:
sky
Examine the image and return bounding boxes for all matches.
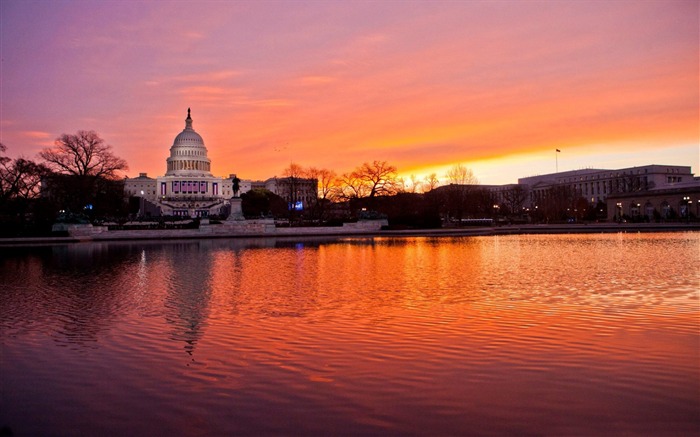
[1,0,698,185]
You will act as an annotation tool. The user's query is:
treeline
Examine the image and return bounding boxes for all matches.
[2,129,626,236]
[268,161,491,228]
[271,161,611,227]
[0,132,129,236]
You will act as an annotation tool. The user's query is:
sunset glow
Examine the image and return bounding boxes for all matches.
[1,1,697,184]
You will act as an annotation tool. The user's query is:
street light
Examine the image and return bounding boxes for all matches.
[616,202,622,223]
[139,190,145,218]
[689,200,694,222]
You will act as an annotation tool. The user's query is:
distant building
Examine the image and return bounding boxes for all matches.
[518,164,695,207]
[479,164,699,221]
[263,176,318,211]
[240,177,318,212]
[605,181,700,221]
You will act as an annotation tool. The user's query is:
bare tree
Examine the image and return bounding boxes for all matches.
[1,144,51,227]
[355,160,398,198]
[306,167,337,221]
[39,130,128,179]
[424,173,440,192]
[282,162,305,180]
[338,171,369,199]
[409,174,422,193]
[395,177,408,194]
[307,167,337,202]
[9,159,45,201]
[38,131,128,215]
[536,185,579,222]
[501,185,528,216]
[442,163,480,223]
[0,143,9,168]
[446,163,478,185]
[0,143,14,203]
[1,144,46,205]
[278,162,307,220]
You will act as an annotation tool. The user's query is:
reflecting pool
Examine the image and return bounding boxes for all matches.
[1,233,698,436]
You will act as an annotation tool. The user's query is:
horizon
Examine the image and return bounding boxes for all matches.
[1,1,698,185]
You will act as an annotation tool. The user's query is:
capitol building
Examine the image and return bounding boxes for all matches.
[125,109,317,218]
[124,109,238,217]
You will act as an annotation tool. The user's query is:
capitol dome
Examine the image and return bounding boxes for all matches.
[173,128,204,146]
[165,108,212,176]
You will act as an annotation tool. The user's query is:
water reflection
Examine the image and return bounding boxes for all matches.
[162,242,214,356]
[1,233,698,436]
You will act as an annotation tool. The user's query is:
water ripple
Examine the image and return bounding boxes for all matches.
[1,233,698,436]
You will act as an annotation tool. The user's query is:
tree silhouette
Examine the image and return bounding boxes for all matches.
[38,131,128,216]
[39,130,127,179]
[355,160,398,198]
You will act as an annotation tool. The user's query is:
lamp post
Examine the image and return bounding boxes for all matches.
[689,200,693,222]
[616,202,622,223]
[140,190,145,218]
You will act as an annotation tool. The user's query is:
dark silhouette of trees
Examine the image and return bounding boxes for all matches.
[0,144,52,235]
[536,185,579,222]
[611,173,654,194]
[396,174,423,194]
[441,164,479,222]
[335,160,398,206]
[39,131,128,179]
[1,144,46,206]
[279,162,305,222]
[338,171,369,199]
[356,160,398,198]
[423,173,440,192]
[306,166,337,222]
[501,184,528,216]
[38,131,129,219]
[241,188,286,218]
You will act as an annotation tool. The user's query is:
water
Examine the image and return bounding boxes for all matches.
[1,233,698,436]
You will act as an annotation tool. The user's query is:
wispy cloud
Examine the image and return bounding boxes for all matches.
[22,131,51,140]
[236,99,295,108]
[1,1,697,182]
[298,76,336,86]
[170,70,243,83]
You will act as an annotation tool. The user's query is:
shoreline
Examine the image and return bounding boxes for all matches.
[1,222,698,247]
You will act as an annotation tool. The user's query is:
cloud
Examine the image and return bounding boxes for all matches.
[184,31,205,40]
[22,131,51,139]
[237,99,295,108]
[2,1,697,183]
[170,70,243,83]
[298,76,336,86]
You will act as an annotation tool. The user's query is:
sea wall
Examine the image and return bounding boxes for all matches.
[2,221,698,247]
[87,218,389,241]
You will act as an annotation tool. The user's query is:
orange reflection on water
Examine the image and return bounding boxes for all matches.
[1,233,698,435]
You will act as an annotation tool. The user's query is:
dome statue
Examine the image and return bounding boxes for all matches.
[165,108,212,176]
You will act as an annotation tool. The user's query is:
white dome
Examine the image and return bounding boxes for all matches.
[165,109,212,176]
[173,129,205,147]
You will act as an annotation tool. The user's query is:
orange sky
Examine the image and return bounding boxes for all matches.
[1,1,698,185]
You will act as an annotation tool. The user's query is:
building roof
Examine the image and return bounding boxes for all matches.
[172,108,205,149]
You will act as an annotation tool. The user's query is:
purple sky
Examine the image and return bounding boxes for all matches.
[1,1,698,184]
